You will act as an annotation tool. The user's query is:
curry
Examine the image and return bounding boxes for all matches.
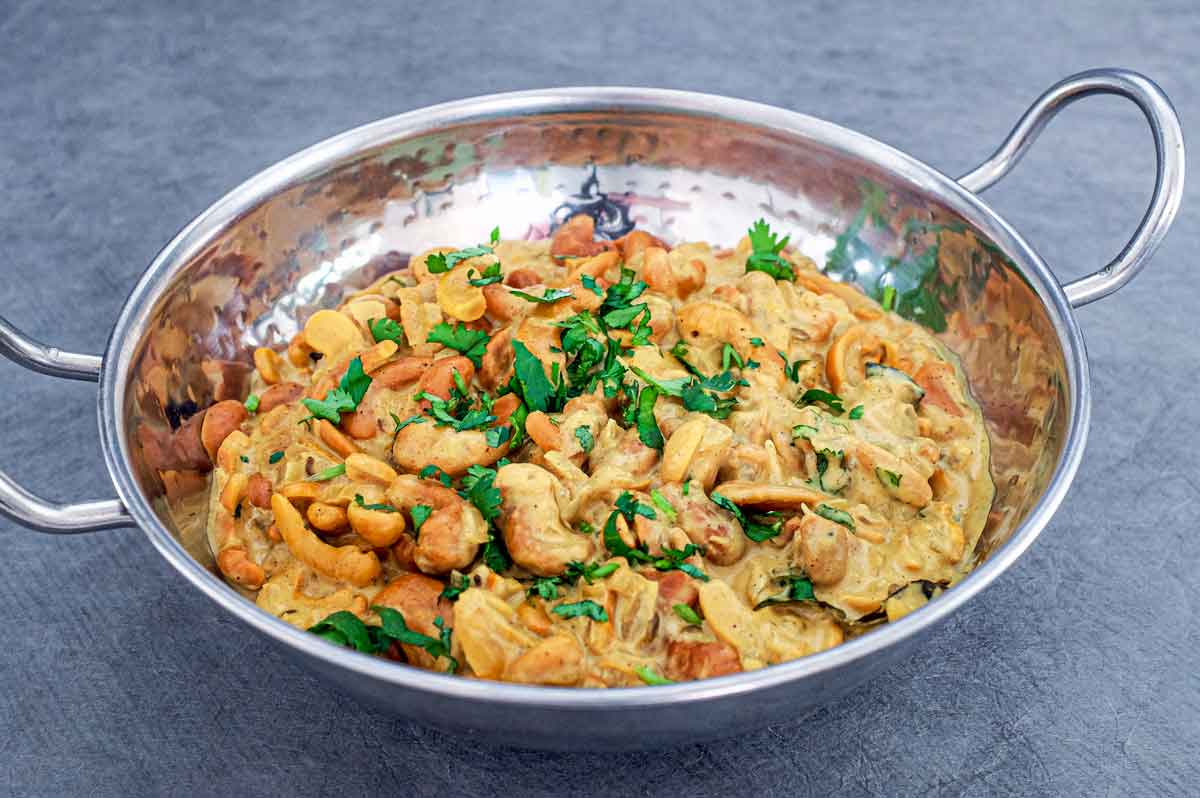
[200,214,993,686]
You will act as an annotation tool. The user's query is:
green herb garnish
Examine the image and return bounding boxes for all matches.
[876,468,902,489]
[552,599,609,622]
[427,322,490,368]
[410,504,433,534]
[307,463,346,482]
[369,317,405,345]
[574,425,594,453]
[635,666,675,686]
[301,357,372,423]
[510,287,574,304]
[467,261,503,287]
[673,604,703,625]
[244,394,260,413]
[308,607,458,672]
[417,464,452,488]
[649,489,677,522]
[355,494,399,513]
[814,503,856,530]
[745,219,796,281]
[849,404,865,420]
[269,450,285,464]
[440,574,470,601]
[799,388,844,415]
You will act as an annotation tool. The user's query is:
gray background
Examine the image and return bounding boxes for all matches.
[1,1,1197,795]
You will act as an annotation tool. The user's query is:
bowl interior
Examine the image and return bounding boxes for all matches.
[112,93,1073,626]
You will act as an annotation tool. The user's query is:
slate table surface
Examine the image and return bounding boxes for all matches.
[2,1,1197,795]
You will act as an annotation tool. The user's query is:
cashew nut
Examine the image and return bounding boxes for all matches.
[270,493,380,587]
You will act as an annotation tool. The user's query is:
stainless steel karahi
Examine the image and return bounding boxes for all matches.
[0,68,1183,750]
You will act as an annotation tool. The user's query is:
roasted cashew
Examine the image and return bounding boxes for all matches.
[270,494,380,587]
[660,414,733,490]
[825,323,884,395]
[793,512,849,586]
[494,463,593,576]
[712,480,831,511]
[201,400,248,461]
[392,392,521,477]
[386,475,489,574]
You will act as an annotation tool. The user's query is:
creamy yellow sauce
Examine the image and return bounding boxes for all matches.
[200,215,993,686]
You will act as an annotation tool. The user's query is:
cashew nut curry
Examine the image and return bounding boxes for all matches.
[201,216,993,686]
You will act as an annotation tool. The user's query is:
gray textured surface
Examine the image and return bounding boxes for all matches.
[1,1,1197,795]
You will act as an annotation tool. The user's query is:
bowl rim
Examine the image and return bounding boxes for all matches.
[97,86,1090,710]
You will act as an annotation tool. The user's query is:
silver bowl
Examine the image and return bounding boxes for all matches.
[0,68,1183,750]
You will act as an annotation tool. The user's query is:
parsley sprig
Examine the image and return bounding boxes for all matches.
[301,357,372,423]
[745,219,796,281]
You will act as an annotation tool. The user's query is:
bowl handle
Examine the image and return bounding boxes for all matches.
[0,316,132,533]
[957,68,1185,308]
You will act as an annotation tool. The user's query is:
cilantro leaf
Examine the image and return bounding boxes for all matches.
[427,322,490,368]
[792,424,818,440]
[635,666,675,686]
[673,604,703,625]
[649,488,677,522]
[308,611,376,653]
[552,599,609,622]
[849,404,865,420]
[814,503,856,530]
[636,385,664,450]
[745,219,796,281]
[301,357,372,423]
[426,245,493,275]
[602,511,653,564]
[369,317,405,345]
[616,491,657,522]
[580,274,604,296]
[354,494,398,513]
[799,388,844,415]
[574,425,594,454]
[510,287,574,304]
[876,467,902,489]
[490,226,500,245]
[461,464,503,523]
[440,574,470,601]
[467,261,503,286]
[485,425,511,448]
[418,464,452,488]
[481,533,510,573]
[566,561,619,584]
[708,492,745,523]
[307,463,346,482]
[744,518,783,542]
[374,606,458,673]
[244,394,260,413]
[269,450,285,464]
[510,340,561,412]
[410,504,433,534]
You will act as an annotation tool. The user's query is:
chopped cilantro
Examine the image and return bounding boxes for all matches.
[485,425,511,448]
[467,261,503,287]
[244,394,260,413]
[753,575,817,610]
[307,463,346,482]
[881,285,896,312]
[635,385,664,450]
[461,464,503,523]
[635,666,675,686]
[876,467,902,489]
[354,494,399,513]
[552,599,609,622]
[792,424,818,440]
[616,491,657,522]
[490,226,500,245]
[574,425,594,454]
[602,511,654,565]
[510,340,562,413]
[440,574,470,601]
[481,532,511,573]
[849,404,865,420]
[783,356,806,383]
[749,337,764,347]
[580,274,604,296]
[369,317,405,345]
[410,504,433,534]
[799,388,844,415]
[673,604,703,625]
[722,343,745,371]
[425,244,494,275]
[269,450,285,464]
[510,287,574,304]
[417,464,452,488]
[427,322,490,368]
[649,489,677,523]
[745,219,796,281]
[576,521,595,535]
[308,607,457,672]
[814,503,856,530]
[301,357,372,423]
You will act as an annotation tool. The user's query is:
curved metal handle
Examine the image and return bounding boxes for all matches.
[0,315,132,533]
[958,68,1185,308]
